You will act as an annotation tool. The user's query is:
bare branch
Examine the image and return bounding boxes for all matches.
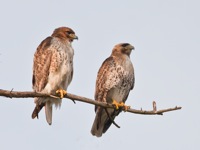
[0,89,182,115]
[104,108,120,128]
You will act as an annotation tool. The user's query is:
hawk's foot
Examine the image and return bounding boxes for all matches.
[112,100,121,110]
[56,89,67,99]
[119,102,131,111]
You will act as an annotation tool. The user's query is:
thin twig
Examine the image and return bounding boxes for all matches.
[104,108,120,128]
[0,89,182,115]
[153,101,157,112]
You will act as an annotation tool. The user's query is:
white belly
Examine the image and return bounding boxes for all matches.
[40,40,74,107]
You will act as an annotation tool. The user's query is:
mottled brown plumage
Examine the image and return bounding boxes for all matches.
[32,27,78,125]
[91,43,135,137]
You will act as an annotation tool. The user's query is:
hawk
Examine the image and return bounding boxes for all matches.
[91,43,135,137]
[32,27,78,125]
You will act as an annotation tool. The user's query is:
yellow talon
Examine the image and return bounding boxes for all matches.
[112,100,130,111]
[112,100,120,109]
[56,89,67,99]
[118,101,125,107]
[119,102,130,111]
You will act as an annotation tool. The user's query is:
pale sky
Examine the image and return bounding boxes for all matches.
[0,0,199,150]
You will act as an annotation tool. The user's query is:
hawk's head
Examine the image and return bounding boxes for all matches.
[112,43,134,57]
[52,27,78,42]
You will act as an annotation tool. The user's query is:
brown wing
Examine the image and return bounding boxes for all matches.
[32,37,53,119]
[32,37,53,92]
[95,56,121,103]
[32,37,54,119]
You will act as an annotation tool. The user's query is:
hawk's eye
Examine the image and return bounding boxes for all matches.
[66,31,72,34]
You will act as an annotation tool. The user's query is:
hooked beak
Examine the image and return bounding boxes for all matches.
[125,44,134,56]
[129,45,135,50]
[69,34,78,40]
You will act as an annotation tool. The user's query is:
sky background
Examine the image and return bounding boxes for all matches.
[0,0,199,150]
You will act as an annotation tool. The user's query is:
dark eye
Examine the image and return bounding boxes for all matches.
[66,31,72,34]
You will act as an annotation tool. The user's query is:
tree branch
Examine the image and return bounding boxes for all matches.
[0,89,181,115]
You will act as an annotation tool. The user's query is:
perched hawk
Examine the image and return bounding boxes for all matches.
[32,27,78,125]
[91,43,135,137]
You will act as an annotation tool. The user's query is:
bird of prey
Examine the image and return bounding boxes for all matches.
[32,27,78,125]
[91,43,135,137]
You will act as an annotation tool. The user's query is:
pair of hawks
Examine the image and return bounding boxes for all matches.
[32,26,135,137]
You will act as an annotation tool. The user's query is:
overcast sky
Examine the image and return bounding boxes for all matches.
[0,0,199,150]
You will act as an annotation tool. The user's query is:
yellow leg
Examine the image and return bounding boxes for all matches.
[112,100,130,111]
[56,89,67,99]
[119,102,131,111]
[112,99,120,109]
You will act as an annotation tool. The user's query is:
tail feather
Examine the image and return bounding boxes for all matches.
[45,101,53,125]
[32,103,45,119]
[91,108,115,137]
